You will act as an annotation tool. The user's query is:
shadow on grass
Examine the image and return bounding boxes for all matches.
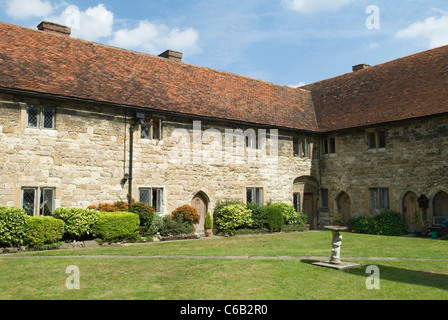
[301,260,448,292]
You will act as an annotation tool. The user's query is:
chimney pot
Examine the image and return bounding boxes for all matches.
[158,50,183,62]
[37,21,71,37]
[352,64,371,72]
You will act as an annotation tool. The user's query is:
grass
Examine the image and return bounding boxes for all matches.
[0,231,447,300]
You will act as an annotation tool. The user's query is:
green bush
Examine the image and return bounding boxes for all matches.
[204,212,213,229]
[130,202,155,235]
[160,214,194,236]
[213,199,244,226]
[246,202,267,229]
[348,210,408,236]
[52,208,100,240]
[269,202,298,225]
[149,213,165,235]
[0,207,29,247]
[262,204,284,232]
[92,212,140,242]
[216,204,253,235]
[26,216,65,248]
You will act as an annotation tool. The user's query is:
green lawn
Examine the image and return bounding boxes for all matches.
[0,231,447,300]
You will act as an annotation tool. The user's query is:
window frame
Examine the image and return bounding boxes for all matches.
[140,118,163,141]
[369,187,390,211]
[322,137,336,155]
[139,187,164,214]
[293,193,301,213]
[320,188,329,209]
[246,187,264,206]
[26,104,56,130]
[294,137,310,159]
[367,130,387,150]
[21,187,55,216]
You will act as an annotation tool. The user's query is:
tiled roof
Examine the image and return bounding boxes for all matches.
[304,45,448,132]
[1,21,447,134]
[0,22,318,132]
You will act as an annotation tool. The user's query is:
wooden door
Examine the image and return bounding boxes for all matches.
[303,193,315,229]
[192,194,207,234]
[403,192,418,231]
[337,192,352,224]
[434,191,448,218]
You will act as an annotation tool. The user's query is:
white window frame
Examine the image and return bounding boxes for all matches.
[139,188,164,213]
[21,187,55,216]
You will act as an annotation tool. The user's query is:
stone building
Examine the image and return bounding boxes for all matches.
[0,21,447,233]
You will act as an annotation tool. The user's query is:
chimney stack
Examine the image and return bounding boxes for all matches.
[352,64,371,72]
[158,50,183,62]
[37,21,71,37]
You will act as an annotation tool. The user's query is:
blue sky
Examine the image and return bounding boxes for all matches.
[1,0,448,87]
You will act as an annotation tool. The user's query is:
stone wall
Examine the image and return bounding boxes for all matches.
[0,92,318,217]
[319,115,448,226]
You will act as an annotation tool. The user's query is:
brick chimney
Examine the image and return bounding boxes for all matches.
[158,50,183,62]
[37,21,71,37]
[352,64,371,72]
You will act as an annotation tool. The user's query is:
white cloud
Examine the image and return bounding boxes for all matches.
[395,12,448,49]
[5,0,54,19]
[289,82,306,88]
[45,4,114,41]
[109,20,201,55]
[282,0,354,14]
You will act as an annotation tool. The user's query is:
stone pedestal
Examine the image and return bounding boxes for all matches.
[326,226,346,265]
[312,225,360,270]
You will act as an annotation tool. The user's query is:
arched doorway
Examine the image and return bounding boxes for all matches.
[402,191,419,232]
[191,192,210,235]
[336,192,352,224]
[433,191,448,222]
[293,176,318,229]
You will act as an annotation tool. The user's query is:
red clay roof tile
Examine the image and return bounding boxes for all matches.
[0,21,318,132]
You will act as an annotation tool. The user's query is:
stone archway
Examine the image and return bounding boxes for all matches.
[191,191,210,235]
[336,192,352,224]
[293,176,318,229]
[433,190,448,224]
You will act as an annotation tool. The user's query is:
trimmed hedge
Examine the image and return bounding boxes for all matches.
[92,212,140,242]
[262,204,284,232]
[26,216,65,248]
[269,202,298,225]
[347,210,408,236]
[216,204,253,235]
[0,207,29,247]
[52,208,100,240]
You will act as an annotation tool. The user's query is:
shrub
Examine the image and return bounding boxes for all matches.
[262,204,284,232]
[269,202,298,225]
[204,212,213,230]
[90,201,155,235]
[374,210,408,236]
[213,199,244,225]
[92,212,140,242]
[26,216,65,248]
[149,213,165,235]
[216,204,253,235]
[0,207,29,247]
[129,202,155,235]
[246,202,267,229]
[160,214,194,237]
[348,210,408,236]
[171,205,200,225]
[52,208,100,240]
